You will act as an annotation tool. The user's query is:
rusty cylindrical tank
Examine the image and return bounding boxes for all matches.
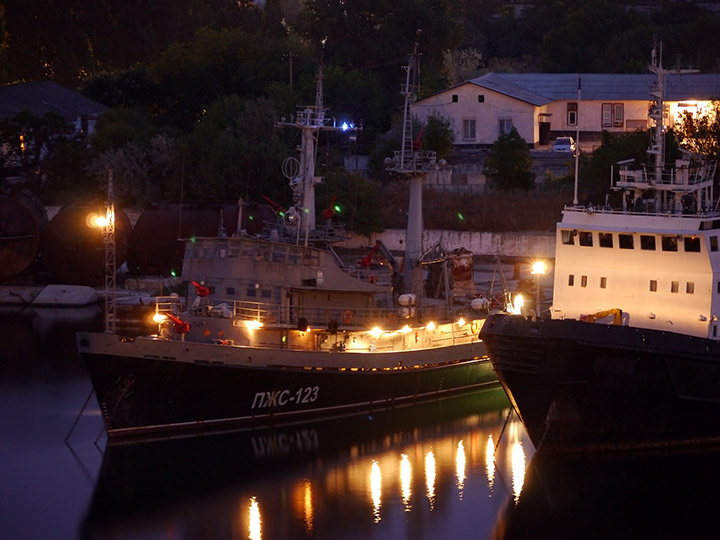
[127,201,276,276]
[0,183,47,281]
[40,201,131,286]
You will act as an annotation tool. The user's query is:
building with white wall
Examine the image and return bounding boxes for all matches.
[412,72,720,148]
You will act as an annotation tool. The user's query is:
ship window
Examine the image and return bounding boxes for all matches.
[599,233,613,248]
[619,234,634,249]
[581,275,588,287]
[246,288,257,297]
[568,274,575,286]
[578,232,593,246]
[686,282,695,294]
[711,236,718,252]
[717,281,720,294]
[640,235,656,250]
[600,277,607,288]
[714,325,718,338]
[661,236,678,252]
[671,281,679,293]
[650,280,657,292]
[226,287,236,296]
[684,236,701,252]
[561,230,575,245]
[261,289,272,298]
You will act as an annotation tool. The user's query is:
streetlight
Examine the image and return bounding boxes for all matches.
[531,260,547,319]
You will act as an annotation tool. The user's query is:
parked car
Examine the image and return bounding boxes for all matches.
[552,136,576,153]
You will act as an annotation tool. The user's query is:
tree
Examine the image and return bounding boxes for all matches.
[422,114,455,159]
[675,101,720,164]
[483,128,535,190]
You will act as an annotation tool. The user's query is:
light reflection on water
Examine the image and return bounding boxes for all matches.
[159,398,531,540]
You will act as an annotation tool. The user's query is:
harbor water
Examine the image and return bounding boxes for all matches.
[2,306,720,539]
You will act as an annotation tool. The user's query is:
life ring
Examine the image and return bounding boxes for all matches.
[471,320,480,334]
[343,310,354,324]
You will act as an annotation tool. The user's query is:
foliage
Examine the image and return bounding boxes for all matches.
[177,95,288,204]
[675,101,720,163]
[421,114,455,158]
[318,171,384,236]
[87,134,178,207]
[578,130,650,205]
[441,48,484,86]
[483,128,535,191]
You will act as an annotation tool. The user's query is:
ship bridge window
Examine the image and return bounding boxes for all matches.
[568,274,575,286]
[561,230,575,245]
[711,236,718,252]
[581,275,588,287]
[600,277,607,288]
[687,282,695,294]
[619,234,634,249]
[684,236,701,252]
[640,235,656,250]
[578,232,593,246]
[650,280,657,292]
[599,233,613,248]
[671,281,679,293]
[662,236,678,252]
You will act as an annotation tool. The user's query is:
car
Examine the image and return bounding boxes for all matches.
[552,136,576,153]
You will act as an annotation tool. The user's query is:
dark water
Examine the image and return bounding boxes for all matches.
[3,308,720,540]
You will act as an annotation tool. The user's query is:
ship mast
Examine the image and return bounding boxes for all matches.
[648,40,665,183]
[386,31,444,295]
[276,53,354,246]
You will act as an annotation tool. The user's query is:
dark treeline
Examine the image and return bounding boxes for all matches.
[1,1,719,232]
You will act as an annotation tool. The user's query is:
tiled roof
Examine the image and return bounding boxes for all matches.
[0,80,106,121]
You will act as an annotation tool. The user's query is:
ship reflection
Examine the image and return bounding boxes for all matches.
[82,386,532,539]
[493,446,720,540]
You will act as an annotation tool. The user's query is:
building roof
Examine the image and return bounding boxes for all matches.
[0,80,106,122]
[466,72,720,103]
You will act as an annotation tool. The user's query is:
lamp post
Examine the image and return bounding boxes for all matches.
[531,260,547,319]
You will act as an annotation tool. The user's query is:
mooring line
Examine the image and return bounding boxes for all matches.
[65,388,95,443]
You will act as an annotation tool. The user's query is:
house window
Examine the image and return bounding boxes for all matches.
[478,95,484,103]
[602,103,624,128]
[613,104,624,127]
[462,118,476,140]
[619,234,634,249]
[499,118,513,135]
[567,103,577,126]
[452,94,459,103]
[650,280,657,292]
[602,103,612,127]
